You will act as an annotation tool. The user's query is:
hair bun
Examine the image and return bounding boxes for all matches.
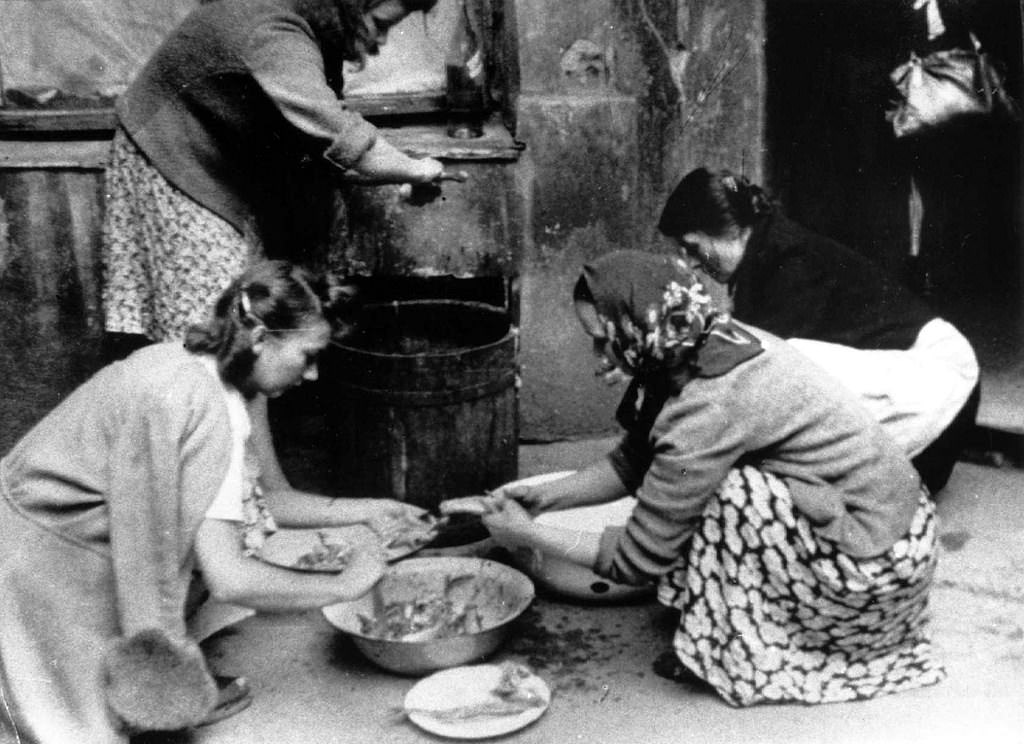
[747,183,772,218]
[724,172,772,223]
[315,272,361,330]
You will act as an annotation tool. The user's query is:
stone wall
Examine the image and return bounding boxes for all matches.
[513,0,766,439]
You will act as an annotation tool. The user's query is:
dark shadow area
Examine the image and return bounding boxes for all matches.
[962,424,1024,469]
[0,266,102,458]
[765,0,1024,385]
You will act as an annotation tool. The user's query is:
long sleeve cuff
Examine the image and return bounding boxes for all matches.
[323,120,378,169]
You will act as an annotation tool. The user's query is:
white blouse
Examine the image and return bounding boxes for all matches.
[196,355,251,522]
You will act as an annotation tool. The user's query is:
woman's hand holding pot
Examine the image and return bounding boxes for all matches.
[479,495,536,549]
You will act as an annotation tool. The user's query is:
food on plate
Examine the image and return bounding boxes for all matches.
[376,511,446,555]
[406,663,546,722]
[439,493,502,516]
[405,698,539,723]
[357,572,515,642]
[492,662,546,706]
[293,531,354,571]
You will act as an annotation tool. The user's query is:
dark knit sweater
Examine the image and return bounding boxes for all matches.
[729,214,935,350]
[116,0,378,236]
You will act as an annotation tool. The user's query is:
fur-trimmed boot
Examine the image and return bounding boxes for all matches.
[103,628,218,732]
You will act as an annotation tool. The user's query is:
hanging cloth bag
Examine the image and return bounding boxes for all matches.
[887,31,1020,138]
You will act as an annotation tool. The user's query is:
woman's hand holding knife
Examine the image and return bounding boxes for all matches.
[398,169,469,203]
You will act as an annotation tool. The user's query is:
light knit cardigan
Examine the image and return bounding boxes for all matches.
[0,344,233,738]
[595,324,921,586]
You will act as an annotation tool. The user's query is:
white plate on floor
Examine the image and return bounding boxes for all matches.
[403,664,550,739]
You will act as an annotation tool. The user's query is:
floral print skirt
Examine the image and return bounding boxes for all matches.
[101,128,256,341]
[658,465,945,706]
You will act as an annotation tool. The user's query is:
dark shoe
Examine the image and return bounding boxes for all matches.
[912,381,981,495]
[652,650,705,686]
[198,676,252,727]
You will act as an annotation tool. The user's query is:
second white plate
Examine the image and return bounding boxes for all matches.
[403,664,550,739]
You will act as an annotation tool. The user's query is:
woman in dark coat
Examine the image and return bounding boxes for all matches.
[657,167,980,494]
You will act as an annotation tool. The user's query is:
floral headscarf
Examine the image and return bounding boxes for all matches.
[579,250,763,431]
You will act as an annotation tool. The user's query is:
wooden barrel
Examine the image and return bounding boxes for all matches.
[323,300,518,512]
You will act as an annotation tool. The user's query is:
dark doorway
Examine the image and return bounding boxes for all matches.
[765,0,1024,428]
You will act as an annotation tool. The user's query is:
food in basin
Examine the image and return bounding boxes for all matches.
[322,557,534,675]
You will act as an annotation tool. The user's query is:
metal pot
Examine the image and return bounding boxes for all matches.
[322,556,534,676]
[500,473,653,603]
[523,499,653,603]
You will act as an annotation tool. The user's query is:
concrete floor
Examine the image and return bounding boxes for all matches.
[141,437,1024,744]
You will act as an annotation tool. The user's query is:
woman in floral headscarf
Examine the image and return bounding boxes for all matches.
[480,250,945,706]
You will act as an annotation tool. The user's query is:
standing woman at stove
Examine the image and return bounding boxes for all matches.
[101,0,444,490]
